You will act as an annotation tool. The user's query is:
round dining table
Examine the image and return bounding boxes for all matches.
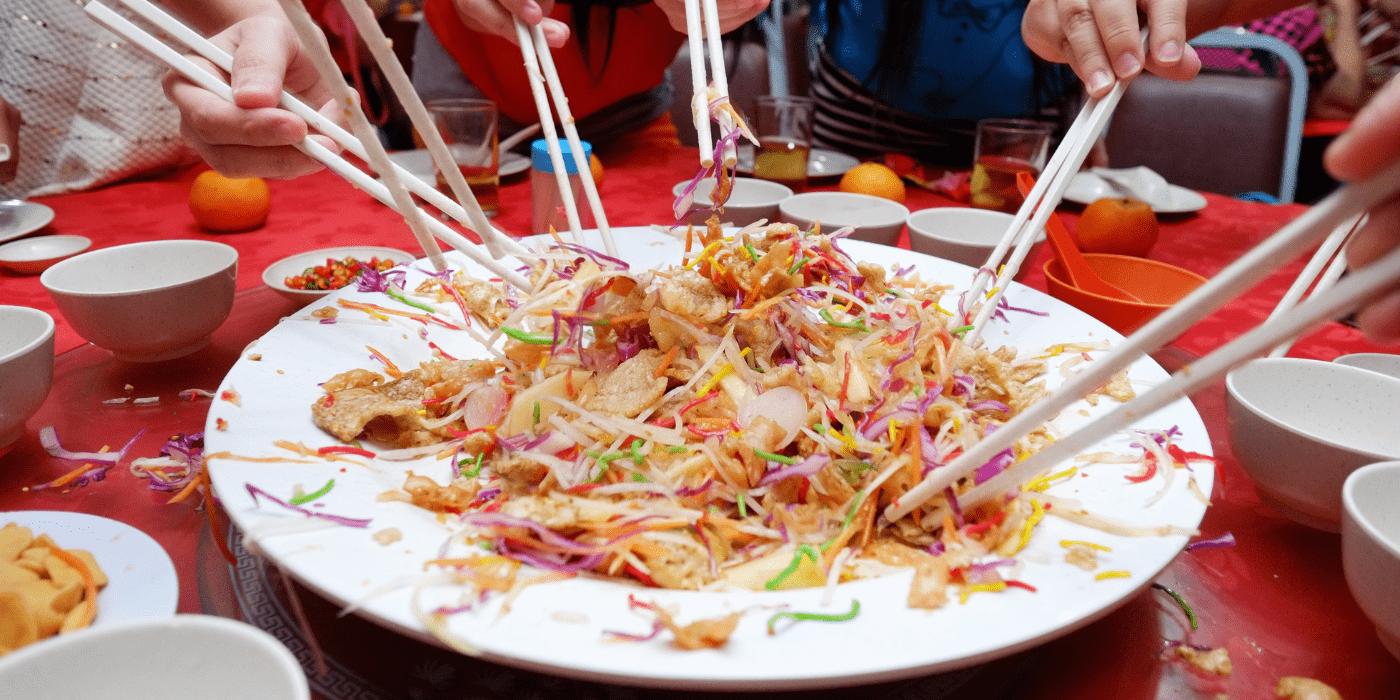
[2,126,1397,699]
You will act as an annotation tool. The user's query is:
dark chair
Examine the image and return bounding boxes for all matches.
[1104,28,1308,203]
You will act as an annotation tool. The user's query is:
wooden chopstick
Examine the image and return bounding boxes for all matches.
[83,1,533,289]
[273,0,446,273]
[520,22,617,258]
[886,158,1400,521]
[111,0,527,260]
[1265,213,1363,357]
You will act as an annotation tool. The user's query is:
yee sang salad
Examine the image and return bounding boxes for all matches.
[304,220,1165,629]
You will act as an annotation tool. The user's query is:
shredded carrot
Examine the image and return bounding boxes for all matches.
[1096,570,1131,580]
[166,473,203,504]
[38,445,111,490]
[365,345,403,378]
[49,546,98,628]
[1061,540,1112,552]
[1015,499,1045,553]
[959,581,1007,604]
[654,345,679,379]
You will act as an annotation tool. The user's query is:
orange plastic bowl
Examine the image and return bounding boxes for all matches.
[1043,254,1206,335]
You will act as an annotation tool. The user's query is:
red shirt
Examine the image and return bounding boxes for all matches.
[422,0,685,125]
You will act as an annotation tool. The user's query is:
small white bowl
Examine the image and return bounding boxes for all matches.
[1225,357,1400,531]
[778,191,909,246]
[1333,353,1400,381]
[670,177,793,228]
[0,235,91,274]
[262,246,415,303]
[41,240,238,363]
[1342,460,1400,661]
[906,207,1044,280]
[0,614,309,699]
[0,306,54,449]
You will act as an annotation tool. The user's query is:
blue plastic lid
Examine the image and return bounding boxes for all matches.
[531,138,592,174]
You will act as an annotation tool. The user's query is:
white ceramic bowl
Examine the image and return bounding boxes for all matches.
[1342,460,1400,661]
[1225,357,1400,531]
[262,246,415,303]
[0,614,309,699]
[0,306,54,449]
[670,177,793,228]
[41,240,238,362]
[1333,352,1400,381]
[778,191,909,246]
[0,235,91,274]
[906,207,1044,280]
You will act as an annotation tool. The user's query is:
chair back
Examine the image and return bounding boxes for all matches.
[1104,28,1308,203]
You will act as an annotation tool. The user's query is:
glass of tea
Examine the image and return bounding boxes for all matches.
[970,118,1053,214]
[751,95,815,191]
[425,98,500,216]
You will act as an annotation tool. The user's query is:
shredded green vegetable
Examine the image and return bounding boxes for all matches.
[385,286,436,314]
[821,490,866,551]
[459,453,484,478]
[787,256,812,275]
[289,478,335,505]
[1152,583,1198,630]
[819,308,871,332]
[951,324,975,337]
[753,449,796,465]
[767,599,861,634]
[765,544,819,590]
[502,326,554,345]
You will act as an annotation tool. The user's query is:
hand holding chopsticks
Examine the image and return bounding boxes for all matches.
[85,1,533,289]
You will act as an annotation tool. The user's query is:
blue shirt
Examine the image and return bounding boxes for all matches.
[814,0,1047,121]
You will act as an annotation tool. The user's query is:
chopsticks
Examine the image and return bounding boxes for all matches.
[84,1,532,290]
[683,0,737,168]
[887,159,1400,522]
[957,71,1135,348]
[513,19,617,257]
[1265,213,1364,357]
[107,0,528,262]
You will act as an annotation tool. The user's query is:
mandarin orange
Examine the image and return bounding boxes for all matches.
[188,170,271,232]
[838,162,906,203]
[1075,197,1158,257]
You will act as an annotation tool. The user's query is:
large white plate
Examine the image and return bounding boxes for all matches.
[205,228,1212,690]
[1,511,179,626]
[735,143,861,179]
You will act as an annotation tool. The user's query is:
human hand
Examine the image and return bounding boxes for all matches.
[652,0,770,35]
[161,13,343,179]
[450,0,569,47]
[1021,0,1202,98]
[0,97,18,184]
[1327,75,1400,345]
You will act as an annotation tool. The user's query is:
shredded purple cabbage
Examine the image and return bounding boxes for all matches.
[1185,532,1236,552]
[759,453,832,487]
[245,483,371,528]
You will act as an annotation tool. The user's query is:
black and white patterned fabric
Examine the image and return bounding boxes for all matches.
[0,0,196,199]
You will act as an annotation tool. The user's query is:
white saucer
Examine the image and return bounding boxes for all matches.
[0,200,57,244]
[384,149,530,183]
[735,144,861,179]
[0,234,91,274]
[1,511,179,628]
[262,245,417,303]
[1064,169,1208,214]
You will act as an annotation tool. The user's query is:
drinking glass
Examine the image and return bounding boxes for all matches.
[425,98,500,216]
[751,95,815,192]
[970,118,1053,214]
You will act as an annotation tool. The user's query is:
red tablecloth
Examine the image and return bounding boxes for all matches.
[2,132,1398,699]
